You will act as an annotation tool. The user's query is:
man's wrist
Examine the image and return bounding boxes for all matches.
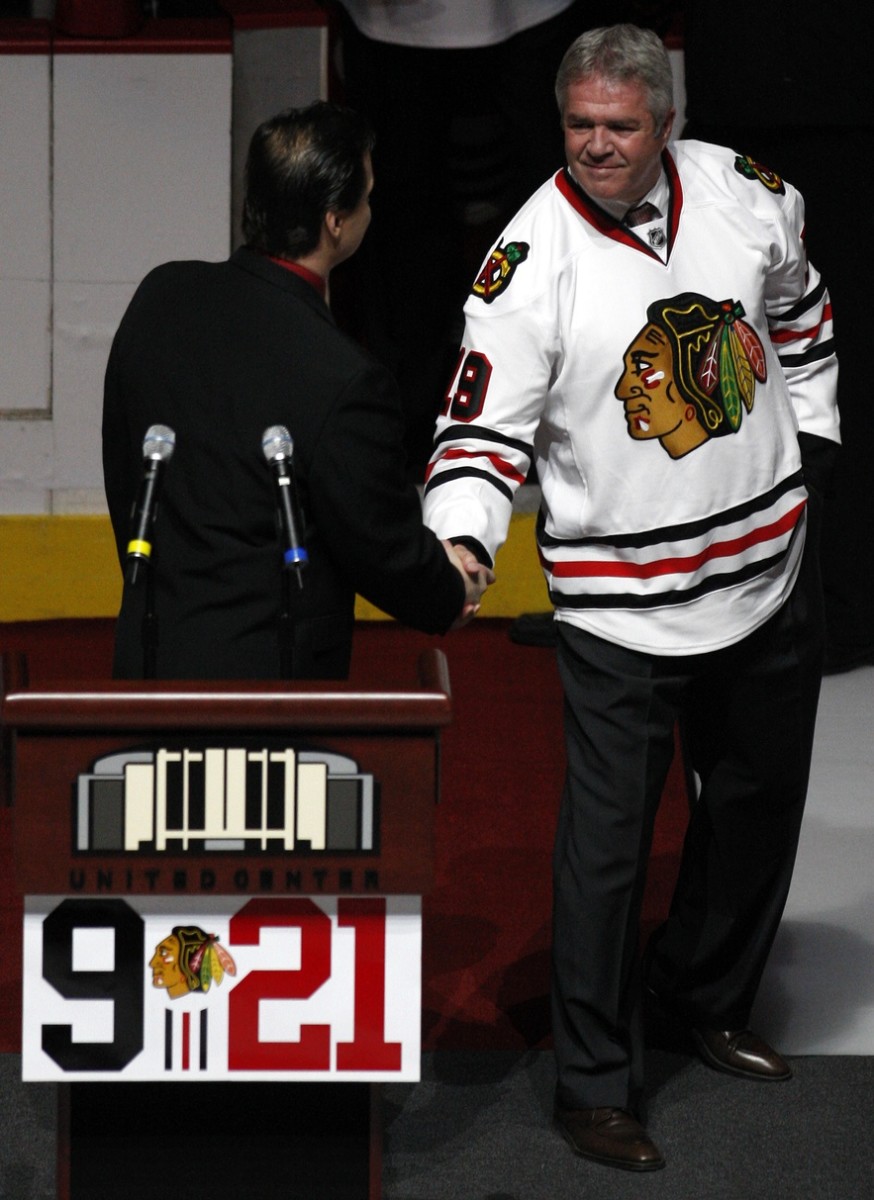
[449,536,493,570]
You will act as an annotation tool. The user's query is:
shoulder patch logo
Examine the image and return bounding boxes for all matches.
[614,292,768,459]
[472,239,530,303]
[733,153,786,195]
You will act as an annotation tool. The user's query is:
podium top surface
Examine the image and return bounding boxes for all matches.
[1,651,452,733]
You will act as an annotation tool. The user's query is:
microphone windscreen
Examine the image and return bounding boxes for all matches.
[262,425,293,462]
[143,424,176,462]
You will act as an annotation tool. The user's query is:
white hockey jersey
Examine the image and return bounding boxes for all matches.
[423,140,840,655]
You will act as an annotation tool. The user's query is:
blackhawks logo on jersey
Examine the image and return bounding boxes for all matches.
[615,292,768,460]
[733,153,785,195]
[472,239,530,303]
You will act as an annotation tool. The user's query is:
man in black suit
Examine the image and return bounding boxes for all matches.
[103,102,492,680]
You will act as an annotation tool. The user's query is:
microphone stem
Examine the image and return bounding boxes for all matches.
[142,558,158,679]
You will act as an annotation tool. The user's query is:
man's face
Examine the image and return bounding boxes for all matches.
[562,74,673,208]
[335,153,374,263]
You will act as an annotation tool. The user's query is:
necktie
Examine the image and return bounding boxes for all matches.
[624,201,660,227]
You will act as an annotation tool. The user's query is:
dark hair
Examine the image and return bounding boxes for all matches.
[242,101,375,258]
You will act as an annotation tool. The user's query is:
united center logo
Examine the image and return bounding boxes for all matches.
[75,747,376,855]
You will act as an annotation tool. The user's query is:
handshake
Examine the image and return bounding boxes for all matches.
[442,540,496,630]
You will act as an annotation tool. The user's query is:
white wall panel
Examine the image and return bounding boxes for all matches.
[0,52,51,279]
[52,52,232,284]
[0,278,51,415]
[0,51,51,417]
[49,50,232,511]
[52,278,138,496]
[1,42,232,515]
[0,417,53,513]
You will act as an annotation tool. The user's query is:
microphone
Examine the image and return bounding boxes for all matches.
[125,424,175,587]
[262,424,308,585]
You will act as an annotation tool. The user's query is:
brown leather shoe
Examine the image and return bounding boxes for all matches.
[554,1104,665,1171]
[692,1027,793,1081]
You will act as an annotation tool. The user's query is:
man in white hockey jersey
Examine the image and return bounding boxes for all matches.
[423,24,839,1173]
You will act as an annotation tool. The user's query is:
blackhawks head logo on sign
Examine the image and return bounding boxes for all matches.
[473,239,530,303]
[150,925,237,1000]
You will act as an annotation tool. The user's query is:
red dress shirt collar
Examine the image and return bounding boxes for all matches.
[266,255,327,299]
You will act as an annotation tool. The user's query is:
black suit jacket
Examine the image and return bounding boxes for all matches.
[103,247,464,679]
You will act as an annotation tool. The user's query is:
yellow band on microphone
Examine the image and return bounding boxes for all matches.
[126,539,153,558]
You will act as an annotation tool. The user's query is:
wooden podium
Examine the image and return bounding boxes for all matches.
[2,651,452,1199]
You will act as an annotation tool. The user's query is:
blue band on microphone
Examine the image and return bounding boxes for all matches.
[284,547,309,567]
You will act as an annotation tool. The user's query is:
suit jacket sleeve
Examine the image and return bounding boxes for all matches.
[305,359,466,633]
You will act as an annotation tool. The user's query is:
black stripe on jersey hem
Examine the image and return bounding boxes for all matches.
[548,549,788,609]
[433,424,532,458]
[777,339,836,369]
[424,465,515,504]
[770,278,827,323]
[536,470,804,550]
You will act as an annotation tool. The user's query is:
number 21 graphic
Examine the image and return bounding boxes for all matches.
[39,896,400,1074]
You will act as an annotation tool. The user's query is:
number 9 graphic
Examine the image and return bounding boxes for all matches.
[41,898,145,1071]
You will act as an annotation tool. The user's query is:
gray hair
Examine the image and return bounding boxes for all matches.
[555,24,674,130]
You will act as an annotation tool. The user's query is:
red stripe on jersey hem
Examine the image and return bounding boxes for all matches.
[543,501,805,580]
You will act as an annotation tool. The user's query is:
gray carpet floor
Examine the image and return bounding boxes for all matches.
[2,1049,871,1197]
[382,1050,874,1200]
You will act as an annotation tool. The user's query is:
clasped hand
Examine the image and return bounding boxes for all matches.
[442,540,496,629]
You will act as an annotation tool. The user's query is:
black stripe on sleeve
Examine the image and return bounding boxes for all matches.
[433,424,533,458]
[770,278,827,324]
[777,338,836,369]
[424,465,515,504]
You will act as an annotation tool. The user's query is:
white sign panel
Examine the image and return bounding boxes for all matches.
[23,895,421,1083]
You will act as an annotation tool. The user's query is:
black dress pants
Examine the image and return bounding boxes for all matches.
[551,517,825,1112]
